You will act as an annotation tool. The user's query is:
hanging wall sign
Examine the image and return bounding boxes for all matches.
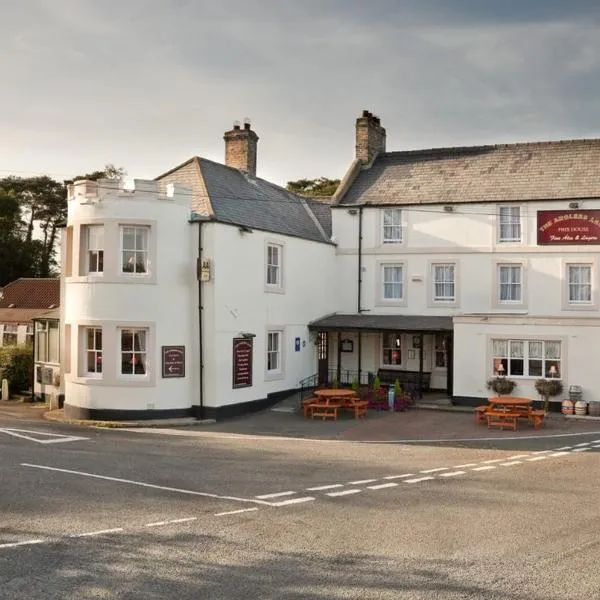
[537,210,600,245]
[232,337,253,388]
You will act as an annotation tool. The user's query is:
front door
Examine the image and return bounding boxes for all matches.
[317,332,329,385]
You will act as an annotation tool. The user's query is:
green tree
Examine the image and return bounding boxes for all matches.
[286,177,340,197]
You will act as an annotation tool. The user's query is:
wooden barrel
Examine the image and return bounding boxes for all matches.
[588,401,600,417]
[561,399,574,415]
[574,400,587,416]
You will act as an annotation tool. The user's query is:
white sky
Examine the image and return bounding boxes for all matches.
[2,0,600,187]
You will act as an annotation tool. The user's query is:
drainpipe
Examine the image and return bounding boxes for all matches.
[357,206,363,383]
[197,221,205,419]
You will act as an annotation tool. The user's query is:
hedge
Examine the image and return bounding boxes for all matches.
[0,345,33,395]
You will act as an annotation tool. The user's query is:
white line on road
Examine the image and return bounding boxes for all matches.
[439,471,465,478]
[269,496,315,507]
[420,467,449,474]
[555,446,573,451]
[526,456,549,462]
[326,489,362,497]
[472,466,496,471]
[572,447,591,452]
[255,491,296,499]
[306,484,344,491]
[574,442,591,447]
[0,539,46,549]
[500,461,522,466]
[22,463,270,506]
[348,479,377,485]
[383,474,414,480]
[0,427,88,444]
[214,508,259,517]
[70,528,124,538]
[367,482,398,490]
[453,463,478,468]
[549,452,570,457]
[404,476,435,484]
[507,455,529,460]
[532,450,552,454]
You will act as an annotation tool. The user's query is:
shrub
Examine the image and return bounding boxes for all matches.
[486,376,516,396]
[0,346,33,395]
[535,378,563,412]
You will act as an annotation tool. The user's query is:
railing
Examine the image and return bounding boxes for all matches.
[298,370,373,402]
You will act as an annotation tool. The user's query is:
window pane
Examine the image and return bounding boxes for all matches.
[135,228,148,250]
[509,341,523,358]
[121,330,133,351]
[528,360,543,377]
[48,323,59,363]
[509,359,524,376]
[544,341,561,359]
[492,340,508,357]
[121,353,134,374]
[529,341,542,359]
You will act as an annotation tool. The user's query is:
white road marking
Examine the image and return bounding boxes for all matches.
[326,489,362,497]
[306,484,344,491]
[591,445,600,449]
[574,442,590,447]
[507,455,529,460]
[420,467,449,474]
[214,508,259,517]
[269,496,315,507]
[0,539,45,549]
[549,452,570,457]
[255,491,296,499]
[472,466,496,471]
[572,447,591,452]
[439,470,465,478]
[70,528,123,538]
[526,456,548,462]
[555,446,573,451]
[367,482,398,490]
[453,463,478,468]
[404,476,435,484]
[0,428,88,445]
[500,461,522,466]
[22,463,270,506]
[532,450,552,454]
[348,479,377,485]
[592,440,600,444]
[383,474,414,480]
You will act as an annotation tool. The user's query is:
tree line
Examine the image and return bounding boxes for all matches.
[0,165,125,287]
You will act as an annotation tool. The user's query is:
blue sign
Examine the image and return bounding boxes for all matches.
[295,337,301,352]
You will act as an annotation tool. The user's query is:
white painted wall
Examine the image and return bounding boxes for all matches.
[202,222,337,409]
[63,179,199,415]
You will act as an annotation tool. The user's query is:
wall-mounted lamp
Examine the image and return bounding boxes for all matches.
[238,332,256,339]
[443,205,455,212]
[347,208,358,215]
[568,201,580,209]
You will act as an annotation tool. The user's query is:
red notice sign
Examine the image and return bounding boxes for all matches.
[162,346,185,378]
[233,338,253,389]
[537,210,600,245]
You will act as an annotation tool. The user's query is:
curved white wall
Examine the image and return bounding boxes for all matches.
[63,179,199,419]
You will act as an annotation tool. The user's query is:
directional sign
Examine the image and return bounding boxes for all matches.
[0,428,89,444]
[162,345,185,378]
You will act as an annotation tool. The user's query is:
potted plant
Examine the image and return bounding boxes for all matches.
[486,376,516,396]
[534,378,563,414]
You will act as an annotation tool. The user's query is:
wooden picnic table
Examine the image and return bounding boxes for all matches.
[313,389,357,400]
[303,389,367,420]
[476,396,545,431]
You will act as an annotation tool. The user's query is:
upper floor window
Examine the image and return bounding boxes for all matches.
[433,264,455,302]
[86,327,103,375]
[568,264,592,304]
[266,331,281,372]
[121,226,149,274]
[266,244,282,287]
[382,333,402,366]
[498,264,522,303]
[3,324,18,346]
[498,206,521,242]
[382,264,403,301]
[382,209,402,244]
[87,225,104,274]
[120,328,147,375]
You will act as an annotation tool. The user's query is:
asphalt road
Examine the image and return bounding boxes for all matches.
[1,412,599,599]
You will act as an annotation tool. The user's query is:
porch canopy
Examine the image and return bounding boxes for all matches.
[308,313,453,333]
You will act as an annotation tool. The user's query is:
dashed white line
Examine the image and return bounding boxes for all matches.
[549,452,570,457]
[574,442,590,447]
[348,479,377,485]
[255,491,296,499]
[367,482,398,490]
[145,517,197,527]
[0,539,45,549]
[439,471,465,478]
[555,447,573,451]
[453,463,478,468]
[472,466,496,471]
[526,456,549,462]
[306,484,344,491]
[507,455,529,460]
[269,496,315,507]
[383,474,414,480]
[326,489,362,497]
[420,467,449,474]
[70,528,124,538]
[572,447,591,453]
[500,461,522,466]
[214,508,259,517]
[404,476,435,484]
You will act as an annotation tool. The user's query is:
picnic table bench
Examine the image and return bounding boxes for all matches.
[475,397,547,430]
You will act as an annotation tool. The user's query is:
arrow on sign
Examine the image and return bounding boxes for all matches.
[0,428,89,444]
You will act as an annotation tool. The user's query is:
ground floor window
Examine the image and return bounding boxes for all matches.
[382,333,402,366]
[492,339,561,378]
[267,331,281,372]
[120,328,147,375]
[35,321,59,363]
[2,324,18,346]
[86,327,103,374]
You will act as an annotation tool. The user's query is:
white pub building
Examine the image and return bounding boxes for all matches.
[57,111,600,420]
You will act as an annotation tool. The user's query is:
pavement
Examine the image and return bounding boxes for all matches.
[1,400,600,599]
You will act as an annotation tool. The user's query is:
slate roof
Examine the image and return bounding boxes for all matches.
[308,313,453,332]
[0,278,60,310]
[339,139,600,206]
[156,157,332,243]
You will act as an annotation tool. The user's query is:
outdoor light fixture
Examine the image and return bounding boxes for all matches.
[238,332,256,339]
[569,201,580,209]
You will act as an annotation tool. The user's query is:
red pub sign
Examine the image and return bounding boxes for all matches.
[537,210,600,245]
[232,337,253,388]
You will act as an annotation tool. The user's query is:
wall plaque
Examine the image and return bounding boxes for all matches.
[162,346,185,378]
[537,210,600,245]
[233,337,253,388]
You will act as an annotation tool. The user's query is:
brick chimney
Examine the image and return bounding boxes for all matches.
[223,118,259,177]
[355,110,386,165]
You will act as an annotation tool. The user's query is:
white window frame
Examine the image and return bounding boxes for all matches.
[266,244,282,287]
[498,264,522,304]
[119,327,149,377]
[498,205,522,243]
[86,225,104,274]
[120,226,150,275]
[25,324,34,345]
[265,328,284,380]
[381,209,403,244]
[381,333,402,367]
[432,264,455,302]
[567,264,592,305]
[377,262,406,306]
[2,324,18,346]
[266,331,281,373]
[492,338,562,379]
[85,326,103,376]
[35,321,59,364]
